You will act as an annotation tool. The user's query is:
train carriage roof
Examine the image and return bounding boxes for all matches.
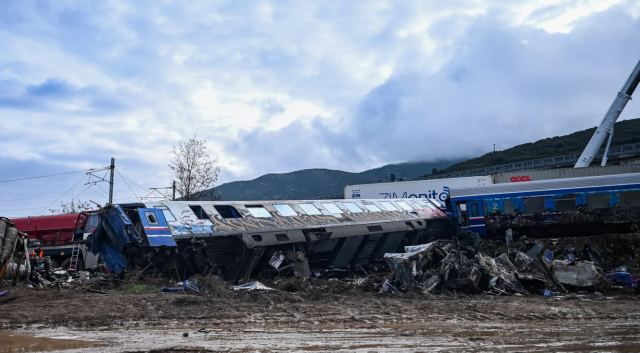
[450,172,640,198]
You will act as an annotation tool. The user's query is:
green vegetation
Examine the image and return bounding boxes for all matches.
[197,160,456,201]
[432,118,640,174]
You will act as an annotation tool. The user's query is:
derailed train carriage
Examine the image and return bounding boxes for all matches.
[89,198,451,281]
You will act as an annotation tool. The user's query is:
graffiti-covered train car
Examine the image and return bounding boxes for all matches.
[91,198,451,281]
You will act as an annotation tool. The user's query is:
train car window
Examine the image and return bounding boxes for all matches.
[300,203,322,215]
[379,202,398,211]
[469,203,480,217]
[84,213,100,233]
[214,205,242,219]
[504,199,514,214]
[395,201,414,211]
[145,211,159,225]
[430,199,445,208]
[156,206,177,222]
[189,205,211,220]
[523,197,545,213]
[555,195,577,211]
[619,190,640,207]
[245,205,272,218]
[343,202,363,213]
[457,203,469,226]
[587,194,609,209]
[274,204,298,217]
[364,204,382,212]
[322,203,342,214]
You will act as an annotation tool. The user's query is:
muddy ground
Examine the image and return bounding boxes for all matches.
[2,233,640,352]
[2,281,640,352]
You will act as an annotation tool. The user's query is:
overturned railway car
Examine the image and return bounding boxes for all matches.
[91,199,450,281]
[449,172,640,237]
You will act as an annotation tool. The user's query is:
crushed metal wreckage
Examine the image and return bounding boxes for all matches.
[1,216,113,292]
[380,236,616,296]
[0,218,30,285]
[3,197,638,299]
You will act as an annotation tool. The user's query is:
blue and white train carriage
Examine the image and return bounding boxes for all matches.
[449,172,640,237]
[102,198,450,280]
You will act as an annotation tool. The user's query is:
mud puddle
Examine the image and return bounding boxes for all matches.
[0,331,102,353]
[9,319,640,353]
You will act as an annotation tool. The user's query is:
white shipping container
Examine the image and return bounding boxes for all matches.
[345,176,493,203]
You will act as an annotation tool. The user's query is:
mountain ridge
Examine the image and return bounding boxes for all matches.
[198,118,640,201]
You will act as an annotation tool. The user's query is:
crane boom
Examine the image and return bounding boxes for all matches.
[574,58,640,168]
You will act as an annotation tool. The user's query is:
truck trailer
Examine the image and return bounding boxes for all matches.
[344,176,493,203]
[12,212,100,270]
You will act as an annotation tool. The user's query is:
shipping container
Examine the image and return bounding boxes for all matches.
[493,164,640,183]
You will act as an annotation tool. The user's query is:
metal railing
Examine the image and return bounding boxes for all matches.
[425,142,640,180]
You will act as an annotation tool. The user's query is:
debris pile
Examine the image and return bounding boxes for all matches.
[0,218,29,285]
[379,235,638,296]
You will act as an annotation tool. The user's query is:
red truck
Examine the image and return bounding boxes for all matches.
[12,212,99,270]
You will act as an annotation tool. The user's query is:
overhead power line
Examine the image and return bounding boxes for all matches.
[0,170,84,183]
[0,166,110,184]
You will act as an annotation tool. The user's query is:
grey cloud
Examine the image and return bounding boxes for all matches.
[0,78,129,113]
[222,6,640,181]
[344,7,640,163]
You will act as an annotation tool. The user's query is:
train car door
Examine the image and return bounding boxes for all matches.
[456,200,486,236]
[466,200,486,236]
[138,208,177,247]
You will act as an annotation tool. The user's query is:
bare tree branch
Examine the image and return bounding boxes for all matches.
[168,136,221,200]
[49,199,94,215]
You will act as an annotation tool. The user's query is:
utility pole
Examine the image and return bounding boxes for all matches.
[108,157,115,204]
[172,180,176,201]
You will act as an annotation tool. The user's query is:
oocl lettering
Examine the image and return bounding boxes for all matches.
[510,175,532,183]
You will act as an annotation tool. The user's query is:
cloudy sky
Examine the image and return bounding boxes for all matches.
[1,0,640,215]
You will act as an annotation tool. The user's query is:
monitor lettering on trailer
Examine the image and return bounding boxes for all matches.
[352,186,450,201]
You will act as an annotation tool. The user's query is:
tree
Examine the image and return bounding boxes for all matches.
[49,199,95,215]
[168,136,221,201]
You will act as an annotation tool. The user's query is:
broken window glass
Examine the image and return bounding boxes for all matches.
[189,205,211,220]
[145,211,159,225]
[214,205,242,219]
